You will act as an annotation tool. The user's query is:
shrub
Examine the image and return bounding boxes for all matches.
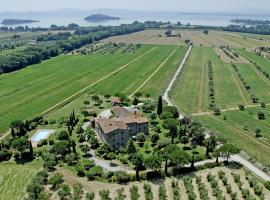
[115,188,126,200]
[144,183,153,200]
[48,139,54,145]
[86,166,103,180]
[213,108,221,115]
[114,171,129,183]
[99,190,110,200]
[130,185,140,200]
[258,112,266,120]
[86,192,95,200]
[48,172,63,190]
[239,104,245,111]
[158,185,167,200]
[264,181,270,190]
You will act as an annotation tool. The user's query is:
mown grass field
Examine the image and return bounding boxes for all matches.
[171,47,246,114]
[171,47,210,114]
[237,63,270,102]
[0,45,154,133]
[0,161,42,200]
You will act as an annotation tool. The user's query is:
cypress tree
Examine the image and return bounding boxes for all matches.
[29,141,33,158]
[11,127,15,138]
[157,96,163,116]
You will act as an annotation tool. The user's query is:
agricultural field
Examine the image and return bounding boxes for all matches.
[102,29,185,45]
[195,106,270,169]
[171,46,248,114]
[0,44,153,133]
[0,43,188,134]
[0,161,42,200]
[54,165,270,200]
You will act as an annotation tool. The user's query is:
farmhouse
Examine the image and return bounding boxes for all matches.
[95,106,148,149]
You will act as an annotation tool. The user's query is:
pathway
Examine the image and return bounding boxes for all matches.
[162,45,193,118]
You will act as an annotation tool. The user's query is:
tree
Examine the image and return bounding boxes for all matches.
[166,144,190,169]
[204,135,217,157]
[29,141,33,158]
[104,94,111,101]
[136,132,146,144]
[58,184,71,200]
[83,100,90,107]
[145,93,151,99]
[11,137,29,159]
[163,106,179,118]
[151,133,160,144]
[49,173,64,190]
[255,128,262,138]
[213,108,221,115]
[92,95,99,103]
[134,92,142,98]
[163,118,179,144]
[107,152,116,164]
[220,143,240,162]
[57,130,70,140]
[157,96,163,116]
[132,97,139,105]
[43,153,57,169]
[126,139,137,155]
[238,104,245,111]
[144,154,162,171]
[132,153,144,180]
[258,112,265,120]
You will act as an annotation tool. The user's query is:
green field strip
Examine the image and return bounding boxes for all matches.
[138,45,188,98]
[223,109,270,143]
[209,48,245,109]
[237,63,270,102]
[195,115,270,167]
[171,47,210,114]
[90,45,176,95]
[227,64,251,105]
[235,48,270,76]
[0,45,154,132]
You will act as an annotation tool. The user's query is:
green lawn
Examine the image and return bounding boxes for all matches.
[90,45,178,96]
[0,45,154,133]
[0,161,42,200]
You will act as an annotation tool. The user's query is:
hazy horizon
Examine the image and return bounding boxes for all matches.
[1,0,270,14]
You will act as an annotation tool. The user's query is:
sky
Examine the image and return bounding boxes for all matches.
[1,0,269,13]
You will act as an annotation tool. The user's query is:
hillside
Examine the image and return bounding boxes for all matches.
[84,14,120,22]
[1,19,39,25]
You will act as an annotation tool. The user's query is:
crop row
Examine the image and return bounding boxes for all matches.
[207,173,226,200]
[207,60,216,110]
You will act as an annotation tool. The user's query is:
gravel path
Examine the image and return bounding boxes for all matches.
[162,45,192,118]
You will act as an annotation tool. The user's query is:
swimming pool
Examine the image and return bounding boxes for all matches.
[31,129,54,142]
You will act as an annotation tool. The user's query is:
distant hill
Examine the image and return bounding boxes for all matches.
[1,19,39,25]
[84,14,120,22]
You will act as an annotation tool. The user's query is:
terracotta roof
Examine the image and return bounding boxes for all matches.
[111,97,121,103]
[96,118,127,134]
[112,106,133,118]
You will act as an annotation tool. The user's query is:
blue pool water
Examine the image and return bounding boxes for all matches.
[31,130,53,142]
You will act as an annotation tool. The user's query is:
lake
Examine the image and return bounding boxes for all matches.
[1,10,270,27]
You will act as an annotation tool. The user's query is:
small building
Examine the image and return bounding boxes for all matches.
[95,106,148,149]
[111,97,122,106]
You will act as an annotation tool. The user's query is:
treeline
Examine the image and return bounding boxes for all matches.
[231,19,270,25]
[36,32,71,41]
[0,22,145,74]
[222,25,270,35]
